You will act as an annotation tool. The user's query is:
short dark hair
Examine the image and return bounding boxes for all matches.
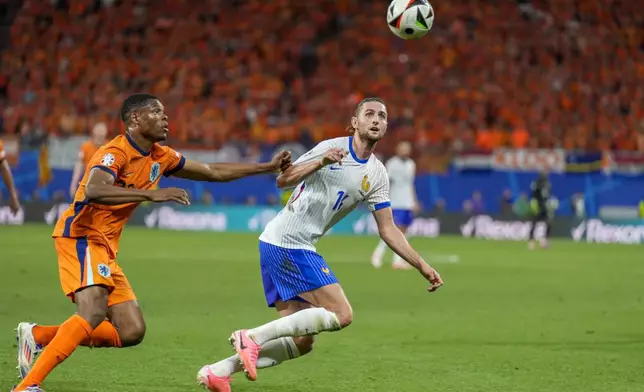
[120,93,159,122]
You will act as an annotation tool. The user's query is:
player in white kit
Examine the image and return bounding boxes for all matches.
[371,141,419,269]
[197,98,443,392]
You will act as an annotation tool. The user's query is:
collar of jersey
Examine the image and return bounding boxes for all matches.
[126,133,151,156]
[348,136,369,164]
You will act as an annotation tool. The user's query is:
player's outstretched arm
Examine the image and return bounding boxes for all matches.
[85,168,189,206]
[373,206,443,292]
[0,159,20,214]
[277,148,347,188]
[170,151,292,182]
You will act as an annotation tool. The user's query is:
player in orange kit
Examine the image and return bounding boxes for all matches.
[12,93,291,392]
[69,122,108,197]
[0,138,20,215]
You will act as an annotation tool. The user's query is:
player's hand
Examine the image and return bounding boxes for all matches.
[270,150,292,172]
[420,264,443,292]
[320,148,348,167]
[9,197,20,215]
[151,188,190,205]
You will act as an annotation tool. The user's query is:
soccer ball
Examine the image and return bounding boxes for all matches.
[387,0,434,40]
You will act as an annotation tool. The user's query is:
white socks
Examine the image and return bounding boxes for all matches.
[248,307,341,346]
[374,239,406,266]
[374,239,387,257]
[208,337,301,377]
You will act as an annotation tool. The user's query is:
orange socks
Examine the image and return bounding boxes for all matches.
[33,321,122,348]
[32,325,58,346]
[17,315,91,388]
[84,321,122,348]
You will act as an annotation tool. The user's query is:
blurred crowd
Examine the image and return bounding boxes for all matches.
[1,0,644,157]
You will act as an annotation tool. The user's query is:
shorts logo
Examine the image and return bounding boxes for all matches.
[361,175,371,193]
[321,267,330,275]
[98,264,111,278]
[150,162,161,182]
[101,153,115,167]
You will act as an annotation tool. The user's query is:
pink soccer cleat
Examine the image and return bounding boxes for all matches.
[229,330,261,381]
[197,366,231,392]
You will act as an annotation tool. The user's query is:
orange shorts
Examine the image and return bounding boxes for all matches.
[54,237,136,307]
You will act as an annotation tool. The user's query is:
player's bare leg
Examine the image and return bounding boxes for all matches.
[198,301,314,391]
[106,300,146,347]
[230,283,350,381]
[392,224,413,270]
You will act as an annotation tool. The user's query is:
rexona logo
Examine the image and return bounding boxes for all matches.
[144,206,227,231]
[571,219,644,245]
[45,203,70,225]
[460,215,546,241]
[0,206,24,225]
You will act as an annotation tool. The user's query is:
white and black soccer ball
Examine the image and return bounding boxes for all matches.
[387,0,434,40]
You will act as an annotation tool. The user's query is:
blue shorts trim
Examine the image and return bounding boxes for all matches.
[392,209,414,227]
[259,241,338,308]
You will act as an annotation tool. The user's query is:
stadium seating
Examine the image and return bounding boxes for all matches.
[1,0,643,156]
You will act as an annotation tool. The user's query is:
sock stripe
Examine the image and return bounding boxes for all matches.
[285,340,295,359]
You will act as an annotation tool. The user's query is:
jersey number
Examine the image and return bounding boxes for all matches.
[333,191,349,211]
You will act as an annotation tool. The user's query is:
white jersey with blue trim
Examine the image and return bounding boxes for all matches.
[386,156,416,210]
[260,136,391,251]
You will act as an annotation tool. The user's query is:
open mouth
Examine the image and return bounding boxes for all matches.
[369,126,379,132]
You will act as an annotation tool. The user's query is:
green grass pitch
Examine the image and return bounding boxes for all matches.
[1,224,643,391]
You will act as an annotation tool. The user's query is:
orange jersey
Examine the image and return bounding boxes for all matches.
[80,140,101,167]
[53,134,185,257]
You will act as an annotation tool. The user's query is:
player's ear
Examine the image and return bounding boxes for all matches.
[351,116,358,129]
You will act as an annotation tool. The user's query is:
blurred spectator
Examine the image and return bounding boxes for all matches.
[462,199,473,215]
[512,192,530,217]
[267,193,279,206]
[16,118,46,151]
[52,190,66,203]
[500,188,514,214]
[471,191,484,213]
[570,193,585,218]
[201,190,214,205]
[1,0,641,159]
[246,195,257,206]
[431,198,445,216]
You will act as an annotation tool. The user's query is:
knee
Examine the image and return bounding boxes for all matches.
[334,304,353,329]
[293,336,315,355]
[119,320,146,347]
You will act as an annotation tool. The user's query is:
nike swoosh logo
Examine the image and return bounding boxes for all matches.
[239,333,247,350]
[329,166,343,171]
[124,172,134,177]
